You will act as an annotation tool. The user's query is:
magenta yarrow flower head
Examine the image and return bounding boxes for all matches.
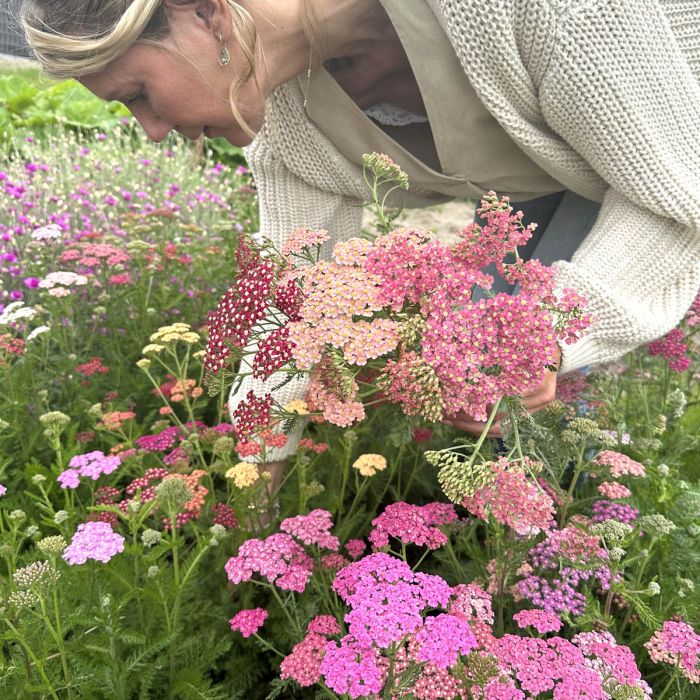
[332,553,452,649]
[229,607,268,638]
[591,500,639,525]
[593,450,646,478]
[280,509,340,551]
[645,620,700,683]
[462,458,555,536]
[648,327,691,372]
[63,521,125,565]
[368,501,457,551]
[320,635,388,699]
[0,484,6,497]
[414,613,477,669]
[513,609,562,634]
[225,533,314,593]
[57,469,81,489]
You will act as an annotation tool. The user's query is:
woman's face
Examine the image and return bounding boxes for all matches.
[80,3,265,146]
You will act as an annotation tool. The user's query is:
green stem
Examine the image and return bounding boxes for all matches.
[4,619,59,700]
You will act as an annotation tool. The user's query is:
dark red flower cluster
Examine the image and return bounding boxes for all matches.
[232,391,273,440]
[252,327,293,380]
[212,502,238,529]
[648,327,691,372]
[205,258,275,373]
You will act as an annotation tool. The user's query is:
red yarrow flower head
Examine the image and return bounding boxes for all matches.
[231,390,273,440]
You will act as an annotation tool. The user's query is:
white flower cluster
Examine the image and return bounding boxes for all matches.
[0,301,37,325]
[39,271,89,298]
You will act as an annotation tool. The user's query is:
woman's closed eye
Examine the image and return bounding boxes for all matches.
[124,90,147,106]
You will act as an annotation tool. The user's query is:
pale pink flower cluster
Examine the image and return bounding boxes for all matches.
[224,533,314,593]
[462,458,555,536]
[63,521,125,565]
[280,227,330,258]
[645,620,700,683]
[597,481,632,499]
[280,509,340,551]
[368,502,457,550]
[593,450,646,478]
[58,451,122,489]
[288,259,399,369]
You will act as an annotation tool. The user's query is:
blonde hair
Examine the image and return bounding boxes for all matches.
[20,0,320,138]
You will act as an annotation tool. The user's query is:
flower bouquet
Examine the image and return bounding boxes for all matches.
[204,154,590,450]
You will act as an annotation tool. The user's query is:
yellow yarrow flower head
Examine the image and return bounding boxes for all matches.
[352,453,388,477]
[226,462,260,489]
[283,400,310,416]
[142,343,165,355]
[149,323,200,346]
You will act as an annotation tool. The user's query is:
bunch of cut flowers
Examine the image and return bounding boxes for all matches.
[204,153,590,445]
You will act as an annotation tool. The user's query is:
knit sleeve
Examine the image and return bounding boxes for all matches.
[229,134,364,462]
[538,0,700,373]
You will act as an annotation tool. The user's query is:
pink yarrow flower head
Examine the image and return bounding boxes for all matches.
[63,521,125,565]
[332,553,452,649]
[414,613,478,669]
[462,457,555,536]
[490,634,646,698]
[448,583,495,625]
[596,481,632,499]
[0,484,6,497]
[307,615,341,636]
[280,227,330,258]
[345,539,367,559]
[280,632,329,687]
[281,509,340,551]
[369,501,458,551]
[57,468,81,489]
[593,451,646,478]
[68,450,121,481]
[645,620,700,683]
[229,607,268,638]
[513,609,562,634]
[225,533,314,593]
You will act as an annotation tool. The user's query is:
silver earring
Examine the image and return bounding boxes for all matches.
[218,33,231,66]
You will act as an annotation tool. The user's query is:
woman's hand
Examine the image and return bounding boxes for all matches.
[443,345,562,438]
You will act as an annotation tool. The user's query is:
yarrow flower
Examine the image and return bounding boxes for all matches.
[596,481,632,499]
[462,457,555,536]
[225,533,314,593]
[352,453,387,477]
[414,613,477,669]
[593,450,646,478]
[513,609,562,634]
[229,607,268,638]
[645,620,700,683]
[369,502,457,550]
[281,509,340,551]
[226,462,260,489]
[63,521,125,565]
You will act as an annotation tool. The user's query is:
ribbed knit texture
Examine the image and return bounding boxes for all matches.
[231,0,700,461]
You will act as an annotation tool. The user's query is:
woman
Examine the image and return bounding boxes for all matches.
[21,0,700,480]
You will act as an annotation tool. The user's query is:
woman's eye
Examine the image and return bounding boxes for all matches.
[125,91,145,106]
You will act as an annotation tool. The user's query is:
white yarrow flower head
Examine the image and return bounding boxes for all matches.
[31,224,63,241]
[0,302,38,325]
[39,271,88,289]
[27,325,50,341]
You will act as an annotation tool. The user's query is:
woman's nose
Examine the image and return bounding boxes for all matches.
[130,105,174,143]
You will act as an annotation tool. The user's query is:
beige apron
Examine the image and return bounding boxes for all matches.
[302,0,564,206]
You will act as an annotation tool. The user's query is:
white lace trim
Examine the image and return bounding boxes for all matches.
[363,101,429,126]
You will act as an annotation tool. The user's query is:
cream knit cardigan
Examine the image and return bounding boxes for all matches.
[233,0,700,461]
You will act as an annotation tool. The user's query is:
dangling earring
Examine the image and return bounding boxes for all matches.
[302,48,312,109]
[218,32,231,66]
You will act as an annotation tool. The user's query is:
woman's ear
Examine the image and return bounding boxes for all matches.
[162,0,222,32]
